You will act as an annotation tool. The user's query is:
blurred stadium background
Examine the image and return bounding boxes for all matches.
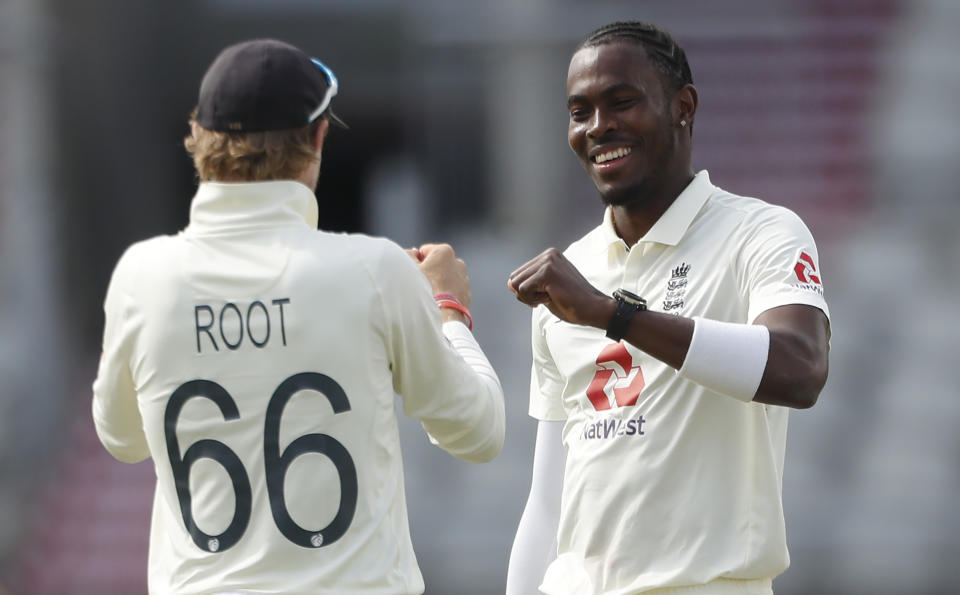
[1,0,958,593]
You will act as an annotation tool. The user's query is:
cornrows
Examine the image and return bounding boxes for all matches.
[578,21,693,93]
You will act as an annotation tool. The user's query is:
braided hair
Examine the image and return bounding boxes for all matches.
[577,21,693,95]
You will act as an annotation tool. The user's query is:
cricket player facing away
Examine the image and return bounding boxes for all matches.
[92,39,505,594]
[505,21,831,595]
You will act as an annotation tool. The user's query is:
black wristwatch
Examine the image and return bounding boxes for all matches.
[605,289,647,342]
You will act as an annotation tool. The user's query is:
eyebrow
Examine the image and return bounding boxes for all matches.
[567,83,642,108]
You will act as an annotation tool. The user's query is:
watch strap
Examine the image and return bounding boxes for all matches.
[605,289,646,342]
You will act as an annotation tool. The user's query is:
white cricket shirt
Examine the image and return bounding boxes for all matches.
[92,181,504,595]
[529,171,829,594]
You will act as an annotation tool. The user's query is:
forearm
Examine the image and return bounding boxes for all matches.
[616,304,695,370]
[590,299,829,408]
[508,248,829,409]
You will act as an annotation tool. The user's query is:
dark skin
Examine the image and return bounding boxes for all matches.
[507,42,830,409]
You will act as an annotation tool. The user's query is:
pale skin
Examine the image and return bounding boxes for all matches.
[507,43,830,408]
[405,244,472,326]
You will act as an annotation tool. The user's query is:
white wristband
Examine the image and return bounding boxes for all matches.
[678,317,770,402]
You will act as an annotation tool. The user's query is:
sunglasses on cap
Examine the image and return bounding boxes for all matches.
[308,58,348,129]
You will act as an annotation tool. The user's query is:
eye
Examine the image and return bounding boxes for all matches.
[569,107,591,122]
[612,96,638,109]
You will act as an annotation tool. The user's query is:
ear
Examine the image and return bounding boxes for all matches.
[313,118,330,151]
[674,83,698,128]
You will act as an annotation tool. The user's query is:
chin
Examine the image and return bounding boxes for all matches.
[598,182,645,207]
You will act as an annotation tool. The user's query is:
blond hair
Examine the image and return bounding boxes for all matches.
[184,112,321,181]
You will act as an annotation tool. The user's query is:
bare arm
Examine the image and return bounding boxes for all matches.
[752,303,830,408]
[508,248,830,409]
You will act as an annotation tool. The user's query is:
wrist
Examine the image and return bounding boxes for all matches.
[434,293,473,330]
[604,289,647,341]
[595,295,618,330]
[434,292,463,304]
[440,308,470,326]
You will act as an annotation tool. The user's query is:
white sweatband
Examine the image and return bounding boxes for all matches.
[678,317,770,402]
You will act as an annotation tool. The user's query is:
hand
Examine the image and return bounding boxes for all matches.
[507,248,614,328]
[412,243,472,307]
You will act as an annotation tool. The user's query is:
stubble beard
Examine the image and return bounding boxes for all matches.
[596,123,676,209]
[599,179,650,208]
[596,158,671,209]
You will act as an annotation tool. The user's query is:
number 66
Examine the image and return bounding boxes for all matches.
[164,372,358,553]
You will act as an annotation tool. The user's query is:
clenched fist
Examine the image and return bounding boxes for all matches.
[507,248,614,329]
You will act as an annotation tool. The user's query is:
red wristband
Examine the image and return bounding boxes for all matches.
[433,293,461,304]
[435,299,473,330]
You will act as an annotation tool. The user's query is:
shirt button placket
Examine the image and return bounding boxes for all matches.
[622,242,648,291]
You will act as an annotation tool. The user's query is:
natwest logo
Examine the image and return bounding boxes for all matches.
[794,251,821,285]
[585,342,645,410]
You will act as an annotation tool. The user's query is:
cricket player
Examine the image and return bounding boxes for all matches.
[505,21,831,595]
[92,39,505,594]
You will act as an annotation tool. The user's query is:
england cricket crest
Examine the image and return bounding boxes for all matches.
[662,262,690,312]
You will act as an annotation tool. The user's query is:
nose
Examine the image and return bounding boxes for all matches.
[586,108,616,139]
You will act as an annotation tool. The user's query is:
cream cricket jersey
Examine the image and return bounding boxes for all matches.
[92,181,504,595]
[529,171,829,595]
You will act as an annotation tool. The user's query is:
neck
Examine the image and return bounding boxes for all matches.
[610,169,694,247]
[295,160,321,191]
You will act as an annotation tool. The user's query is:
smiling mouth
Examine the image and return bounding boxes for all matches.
[592,147,632,164]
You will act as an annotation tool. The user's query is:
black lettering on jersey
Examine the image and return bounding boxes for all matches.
[220,303,243,350]
[195,305,219,353]
[272,298,290,346]
[247,301,270,347]
[195,298,291,353]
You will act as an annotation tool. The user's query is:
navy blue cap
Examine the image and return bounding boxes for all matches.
[195,39,347,132]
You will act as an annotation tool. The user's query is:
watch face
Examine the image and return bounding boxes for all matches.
[615,289,646,307]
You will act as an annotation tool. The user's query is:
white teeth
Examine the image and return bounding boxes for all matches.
[594,147,632,164]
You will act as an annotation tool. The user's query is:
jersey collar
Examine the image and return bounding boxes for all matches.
[600,170,714,250]
[186,180,319,234]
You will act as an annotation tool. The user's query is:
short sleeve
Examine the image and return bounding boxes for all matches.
[528,306,567,421]
[737,206,831,324]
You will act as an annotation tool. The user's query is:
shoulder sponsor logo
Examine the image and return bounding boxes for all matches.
[793,251,824,295]
[794,252,820,284]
